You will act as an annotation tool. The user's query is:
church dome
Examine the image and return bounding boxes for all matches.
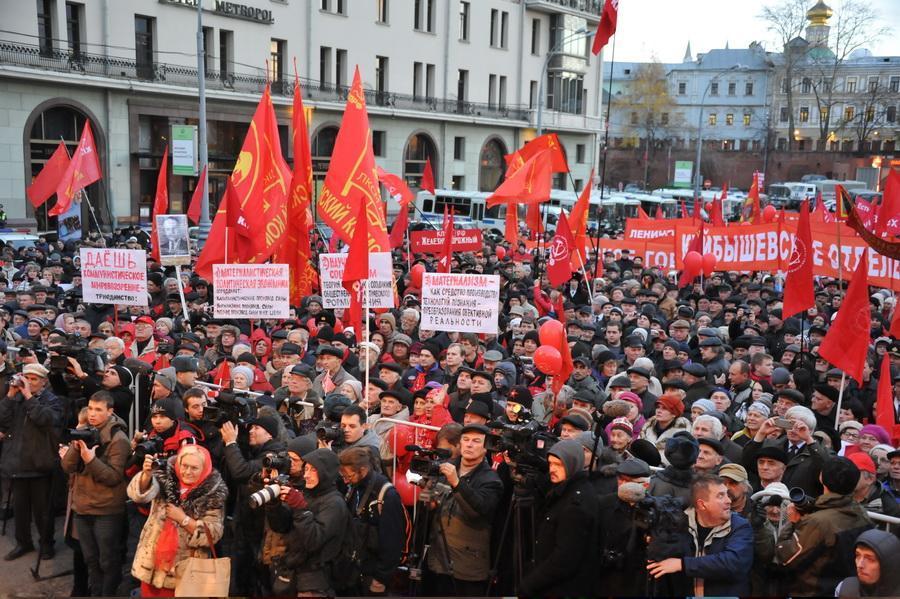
[807,1,833,26]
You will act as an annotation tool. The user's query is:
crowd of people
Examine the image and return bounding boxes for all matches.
[0,226,899,597]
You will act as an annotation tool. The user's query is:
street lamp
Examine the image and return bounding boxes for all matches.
[693,64,748,201]
[536,27,594,135]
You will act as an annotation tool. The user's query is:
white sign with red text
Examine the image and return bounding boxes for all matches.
[80,248,148,306]
[213,264,290,319]
[420,273,500,334]
[318,252,393,309]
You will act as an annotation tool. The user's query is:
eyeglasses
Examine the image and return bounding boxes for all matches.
[841,430,860,440]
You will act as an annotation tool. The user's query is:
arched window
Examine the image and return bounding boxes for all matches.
[403,133,437,189]
[311,125,340,206]
[478,137,508,192]
[26,104,103,235]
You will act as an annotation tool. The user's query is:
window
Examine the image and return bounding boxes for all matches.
[865,106,875,122]
[65,2,83,57]
[725,113,734,126]
[745,81,753,96]
[529,80,537,109]
[454,136,465,160]
[661,112,669,125]
[801,78,811,93]
[708,113,717,126]
[319,46,332,86]
[727,82,736,96]
[498,75,507,108]
[887,106,897,123]
[752,140,761,151]
[372,130,386,157]
[798,139,807,151]
[425,64,435,99]
[531,18,540,55]
[320,0,346,14]
[868,76,879,92]
[413,61,422,99]
[820,107,829,123]
[376,0,388,23]
[777,137,787,150]
[710,82,718,96]
[722,140,734,151]
[630,111,638,125]
[413,0,434,32]
[335,49,347,88]
[799,106,809,122]
[134,15,155,79]
[37,0,54,56]
[779,107,789,122]
[457,69,468,102]
[500,11,509,49]
[678,82,686,95]
[781,77,789,93]
[552,173,566,190]
[891,77,900,93]
[269,39,285,83]
[488,74,497,108]
[202,27,214,74]
[846,77,857,93]
[490,9,498,47]
[375,55,388,97]
[575,144,586,163]
[823,78,832,92]
[452,175,465,190]
[458,1,469,41]
[844,106,855,121]
[743,113,751,126]
[546,72,585,114]
[574,179,584,192]
[217,30,233,80]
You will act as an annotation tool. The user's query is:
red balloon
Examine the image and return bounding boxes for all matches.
[495,245,507,260]
[702,253,718,276]
[704,202,712,213]
[533,345,563,376]
[394,474,419,507]
[538,318,566,347]
[410,263,425,287]
[683,251,703,273]
[763,204,777,223]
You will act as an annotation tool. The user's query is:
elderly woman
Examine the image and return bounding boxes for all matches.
[127,444,227,597]
[231,365,255,392]
[339,379,363,404]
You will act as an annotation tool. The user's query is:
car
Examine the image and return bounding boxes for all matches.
[0,232,41,250]
[800,174,827,183]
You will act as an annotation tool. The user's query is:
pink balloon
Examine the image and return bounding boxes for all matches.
[683,251,703,273]
[534,345,563,376]
[763,204,777,223]
[410,263,425,287]
[495,245,507,260]
[538,318,566,347]
[702,253,718,276]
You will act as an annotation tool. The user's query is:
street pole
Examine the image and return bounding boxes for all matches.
[196,0,211,243]
[537,28,591,136]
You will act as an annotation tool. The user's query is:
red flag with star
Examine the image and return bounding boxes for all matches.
[51,121,101,216]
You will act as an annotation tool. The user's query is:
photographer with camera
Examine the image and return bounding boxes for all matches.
[339,446,408,595]
[519,439,598,597]
[647,473,753,596]
[60,390,130,595]
[220,413,286,595]
[127,444,227,596]
[0,363,62,560]
[775,456,875,596]
[181,387,224,467]
[424,423,503,596]
[67,357,134,422]
[275,363,321,436]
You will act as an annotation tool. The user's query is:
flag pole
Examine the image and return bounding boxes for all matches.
[836,214,845,300]
[57,136,102,234]
[364,278,371,413]
[593,32,616,281]
[835,371,846,429]
[174,264,191,330]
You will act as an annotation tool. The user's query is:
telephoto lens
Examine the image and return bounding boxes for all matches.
[248,483,282,508]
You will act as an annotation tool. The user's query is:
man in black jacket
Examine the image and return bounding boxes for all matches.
[221,414,287,595]
[339,446,407,594]
[521,439,599,596]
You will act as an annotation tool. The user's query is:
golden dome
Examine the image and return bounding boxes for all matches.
[807,0,833,26]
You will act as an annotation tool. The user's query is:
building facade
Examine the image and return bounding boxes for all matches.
[0,0,605,232]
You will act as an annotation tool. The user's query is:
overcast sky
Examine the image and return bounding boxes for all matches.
[611,0,900,64]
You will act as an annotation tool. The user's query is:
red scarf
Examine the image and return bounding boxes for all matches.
[154,445,213,572]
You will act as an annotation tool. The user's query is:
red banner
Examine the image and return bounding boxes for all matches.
[410,228,483,254]
[624,218,694,240]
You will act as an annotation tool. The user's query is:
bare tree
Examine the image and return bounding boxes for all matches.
[843,73,894,149]
[759,0,809,151]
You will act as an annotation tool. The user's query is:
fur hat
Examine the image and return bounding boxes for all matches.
[664,432,699,469]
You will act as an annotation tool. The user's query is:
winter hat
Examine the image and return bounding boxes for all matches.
[629,438,662,467]
[772,367,791,386]
[848,452,876,475]
[231,365,255,386]
[323,393,352,420]
[860,424,891,446]
[610,417,634,437]
[250,414,280,439]
[286,434,317,458]
[664,432,699,469]
[617,391,643,411]
[150,397,184,421]
[576,430,602,454]
[821,456,861,495]
[747,401,771,418]
[692,398,715,414]
[154,372,176,391]
[657,393,685,417]
[111,365,134,388]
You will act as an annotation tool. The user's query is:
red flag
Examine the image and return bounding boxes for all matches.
[214,359,232,389]
[506,133,569,174]
[438,208,455,273]
[525,204,544,239]
[591,0,618,55]
[421,157,436,194]
[552,327,574,396]
[680,200,688,219]
[636,206,650,220]
[710,195,725,226]
[890,301,900,338]
[195,182,244,278]
[51,121,101,216]
[26,141,70,208]
[504,206,518,246]
[228,85,292,263]
[187,165,207,225]
[150,146,169,262]
[389,205,409,249]
[655,205,663,219]
[342,201,370,342]
[720,182,729,202]
[486,150,552,206]
[274,68,318,304]
[742,174,762,223]
[569,170,593,265]
[835,184,854,222]
[547,212,575,287]
[876,355,896,437]
[377,167,415,206]
[319,67,390,252]
[782,200,815,319]
[819,251,871,385]
[876,170,900,237]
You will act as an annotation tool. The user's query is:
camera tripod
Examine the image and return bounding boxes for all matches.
[406,483,454,597]
[486,488,536,596]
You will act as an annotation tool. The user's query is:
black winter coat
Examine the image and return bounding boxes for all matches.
[0,387,62,477]
[520,472,598,596]
[741,437,826,497]
[595,493,649,595]
[223,437,287,543]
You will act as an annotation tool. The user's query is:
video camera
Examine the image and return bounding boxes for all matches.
[315,421,342,444]
[406,445,451,477]
[633,495,690,561]
[201,390,258,426]
[789,487,817,515]
[62,426,100,447]
[262,451,291,473]
[48,333,105,375]
[486,418,556,484]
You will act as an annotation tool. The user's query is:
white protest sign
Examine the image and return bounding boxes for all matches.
[318,252,393,309]
[80,248,148,306]
[420,273,500,334]
[212,264,290,319]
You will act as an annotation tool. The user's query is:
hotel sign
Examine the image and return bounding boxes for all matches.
[159,0,275,24]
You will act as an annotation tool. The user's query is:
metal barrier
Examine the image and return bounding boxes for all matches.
[867,511,900,533]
